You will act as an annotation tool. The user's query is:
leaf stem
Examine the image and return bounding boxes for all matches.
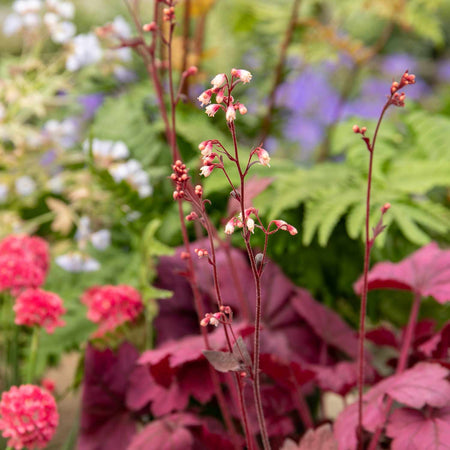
[26,327,40,384]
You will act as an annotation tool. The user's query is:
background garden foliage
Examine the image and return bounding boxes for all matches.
[1,0,450,448]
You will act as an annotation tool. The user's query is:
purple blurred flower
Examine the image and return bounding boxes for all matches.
[382,53,419,76]
[437,60,450,82]
[78,93,104,121]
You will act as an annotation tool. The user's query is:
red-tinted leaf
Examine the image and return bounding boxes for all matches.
[203,350,241,373]
[419,321,450,358]
[354,242,450,303]
[386,407,450,450]
[366,326,398,348]
[79,342,138,450]
[383,362,450,409]
[292,288,358,358]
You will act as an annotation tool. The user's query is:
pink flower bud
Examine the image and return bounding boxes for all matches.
[246,217,255,233]
[225,219,235,235]
[200,141,213,157]
[352,124,360,134]
[216,89,225,104]
[255,147,270,167]
[238,103,247,115]
[381,203,391,214]
[194,185,203,197]
[186,66,198,76]
[273,220,298,235]
[142,22,157,32]
[209,316,219,326]
[226,105,236,122]
[211,73,226,89]
[205,104,221,117]
[200,317,210,327]
[231,68,252,83]
[197,89,212,106]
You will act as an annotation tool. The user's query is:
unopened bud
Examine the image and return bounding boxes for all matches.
[352,124,360,134]
[142,22,157,32]
[381,203,391,214]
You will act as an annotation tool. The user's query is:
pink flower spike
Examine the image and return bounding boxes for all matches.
[226,105,236,122]
[197,89,212,106]
[0,385,58,450]
[14,289,66,334]
[273,219,298,235]
[255,147,271,167]
[205,104,221,117]
[231,68,252,84]
[211,73,226,89]
[200,164,214,177]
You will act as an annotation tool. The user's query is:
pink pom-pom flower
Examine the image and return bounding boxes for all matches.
[14,289,66,334]
[0,384,59,450]
[0,254,46,295]
[81,285,144,337]
[0,234,50,273]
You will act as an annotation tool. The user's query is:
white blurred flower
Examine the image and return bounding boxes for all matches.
[55,252,100,272]
[44,118,79,148]
[111,15,131,38]
[75,215,91,242]
[15,176,36,196]
[83,138,129,161]
[46,0,74,19]
[90,229,110,251]
[0,103,5,122]
[125,210,141,222]
[66,33,102,71]
[46,16,75,43]
[113,66,136,83]
[47,174,64,194]
[0,184,9,203]
[3,0,42,35]
[109,159,153,198]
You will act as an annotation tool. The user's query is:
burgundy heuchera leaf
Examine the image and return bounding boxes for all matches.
[354,242,450,303]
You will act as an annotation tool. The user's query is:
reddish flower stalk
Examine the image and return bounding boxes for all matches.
[354,70,415,449]
[126,2,250,447]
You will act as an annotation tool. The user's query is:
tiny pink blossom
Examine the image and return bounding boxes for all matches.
[225,218,235,235]
[14,289,66,334]
[210,73,226,89]
[238,103,247,115]
[246,217,255,233]
[200,164,214,177]
[273,219,298,235]
[231,68,252,83]
[205,104,221,117]
[255,147,271,167]
[226,105,236,122]
[216,88,225,104]
[0,384,58,450]
[197,89,212,106]
[81,285,144,338]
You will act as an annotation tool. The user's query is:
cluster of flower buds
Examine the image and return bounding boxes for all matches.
[163,6,175,22]
[270,220,298,236]
[225,207,257,235]
[171,160,189,200]
[352,125,367,135]
[194,184,203,197]
[197,69,252,123]
[194,248,208,258]
[389,70,416,107]
[200,305,233,327]
[185,212,198,221]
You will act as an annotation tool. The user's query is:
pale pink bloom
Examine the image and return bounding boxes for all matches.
[200,141,213,157]
[231,68,252,83]
[256,147,271,167]
[224,219,235,235]
[216,88,224,103]
[238,103,247,115]
[0,385,58,450]
[226,105,236,122]
[246,217,255,233]
[197,89,212,106]
[81,285,143,338]
[14,288,66,334]
[200,165,214,177]
[210,73,226,89]
[205,104,221,117]
[273,219,298,235]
